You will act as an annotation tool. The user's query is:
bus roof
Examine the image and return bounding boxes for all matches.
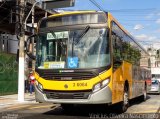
[48,10,98,18]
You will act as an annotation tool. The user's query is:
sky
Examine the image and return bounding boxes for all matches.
[59,0,160,50]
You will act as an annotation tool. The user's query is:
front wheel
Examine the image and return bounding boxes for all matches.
[119,86,129,113]
[61,104,74,110]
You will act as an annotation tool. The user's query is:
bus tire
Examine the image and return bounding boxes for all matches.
[61,104,74,110]
[119,85,129,113]
[140,84,147,101]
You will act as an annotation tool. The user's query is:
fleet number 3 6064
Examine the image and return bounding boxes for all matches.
[73,82,88,87]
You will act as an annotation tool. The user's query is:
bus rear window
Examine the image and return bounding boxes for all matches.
[40,13,107,28]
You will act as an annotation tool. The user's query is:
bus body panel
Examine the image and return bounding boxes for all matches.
[111,61,133,104]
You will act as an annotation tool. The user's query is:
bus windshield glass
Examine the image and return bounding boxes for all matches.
[36,28,110,69]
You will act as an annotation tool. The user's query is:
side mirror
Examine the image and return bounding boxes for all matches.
[25,34,36,60]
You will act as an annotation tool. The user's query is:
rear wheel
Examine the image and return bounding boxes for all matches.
[140,84,147,101]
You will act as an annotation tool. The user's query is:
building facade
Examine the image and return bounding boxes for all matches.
[147,47,160,80]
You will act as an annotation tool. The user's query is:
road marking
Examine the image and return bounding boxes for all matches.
[28,105,55,110]
[6,105,30,110]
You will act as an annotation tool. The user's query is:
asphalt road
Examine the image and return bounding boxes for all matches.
[0,94,160,119]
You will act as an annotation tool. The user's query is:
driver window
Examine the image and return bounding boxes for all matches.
[112,22,123,70]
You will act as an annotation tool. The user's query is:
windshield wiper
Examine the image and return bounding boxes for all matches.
[74,25,90,45]
[71,25,90,57]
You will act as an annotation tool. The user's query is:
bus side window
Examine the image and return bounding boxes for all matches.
[114,36,122,61]
[112,33,122,69]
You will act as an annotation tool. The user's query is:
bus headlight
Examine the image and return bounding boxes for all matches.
[92,78,110,93]
[101,79,110,88]
[35,80,43,92]
[93,83,101,93]
[38,83,43,91]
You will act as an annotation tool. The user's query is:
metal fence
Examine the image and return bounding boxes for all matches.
[0,53,18,95]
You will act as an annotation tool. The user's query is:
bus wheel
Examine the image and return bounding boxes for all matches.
[140,84,147,101]
[61,104,74,110]
[119,86,129,113]
[143,86,147,101]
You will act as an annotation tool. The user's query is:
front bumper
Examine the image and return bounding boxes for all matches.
[35,85,112,104]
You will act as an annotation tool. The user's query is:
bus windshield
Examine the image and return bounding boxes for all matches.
[36,28,110,69]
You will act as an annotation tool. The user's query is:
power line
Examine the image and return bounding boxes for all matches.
[89,0,104,11]
[107,8,157,12]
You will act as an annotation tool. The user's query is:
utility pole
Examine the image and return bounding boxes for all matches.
[18,0,25,102]
[17,0,39,102]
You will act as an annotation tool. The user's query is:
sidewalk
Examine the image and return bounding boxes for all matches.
[0,93,36,109]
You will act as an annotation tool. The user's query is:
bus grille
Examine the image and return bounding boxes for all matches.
[44,90,91,99]
[40,71,97,80]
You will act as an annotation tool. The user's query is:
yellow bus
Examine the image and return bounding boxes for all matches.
[28,11,150,112]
